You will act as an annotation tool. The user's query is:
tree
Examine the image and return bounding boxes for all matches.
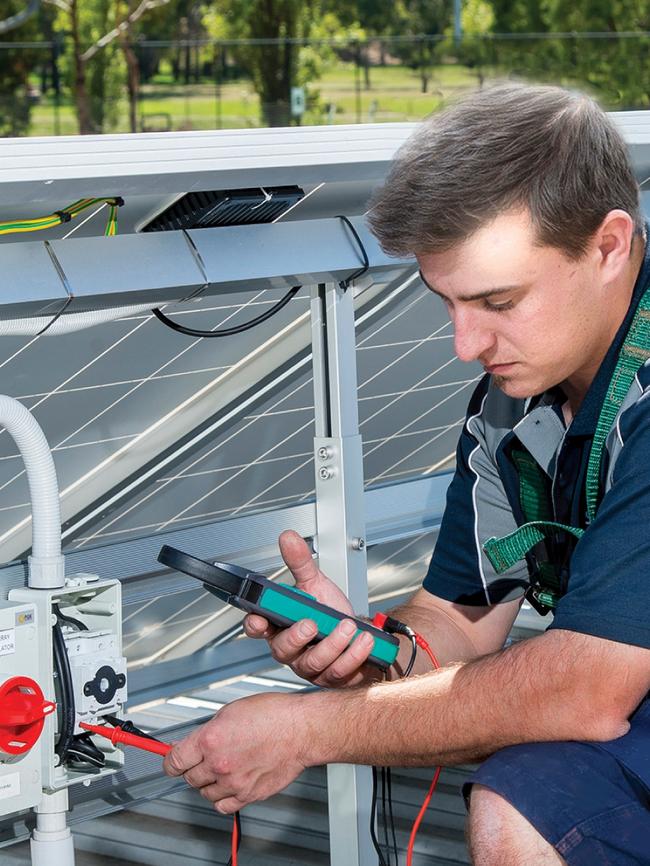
[205,0,337,127]
[489,0,650,109]
[392,0,450,93]
[0,0,41,136]
[0,0,40,34]
[355,0,403,89]
[204,0,303,127]
[46,0,170,134]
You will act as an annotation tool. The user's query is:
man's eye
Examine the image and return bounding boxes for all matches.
[483,299,514,313]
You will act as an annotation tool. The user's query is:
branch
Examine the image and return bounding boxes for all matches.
[0,0,41,34]
[81,0,171,62]
[42,0,72,12]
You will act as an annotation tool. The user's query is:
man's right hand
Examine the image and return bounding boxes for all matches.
[243,529,381,687]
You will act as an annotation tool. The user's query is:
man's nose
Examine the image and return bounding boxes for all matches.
[452,309,496,363]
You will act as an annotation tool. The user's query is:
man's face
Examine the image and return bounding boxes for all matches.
[416,210,618,402]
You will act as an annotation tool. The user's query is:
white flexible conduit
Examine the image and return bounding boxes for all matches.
[0,304,153,336]
[0,395,64,588]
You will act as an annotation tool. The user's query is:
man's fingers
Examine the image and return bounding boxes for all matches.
[215,796,247,815]
[268,618,376,680]
[183,763,217,789]
[291,618,356,675]
[316,630,376,685]
[199,782,246,814]
[243,613,278,639]
[268,618,318,664]
[163,735,203,777]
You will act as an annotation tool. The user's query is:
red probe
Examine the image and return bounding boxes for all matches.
[79,721,171,756]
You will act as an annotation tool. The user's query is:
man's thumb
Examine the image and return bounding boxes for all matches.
[278,530,321,588]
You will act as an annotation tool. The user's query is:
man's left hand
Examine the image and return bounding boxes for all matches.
[163,692,311,813]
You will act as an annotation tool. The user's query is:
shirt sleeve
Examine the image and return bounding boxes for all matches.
[550,390,650,649]
[423,377,529,606]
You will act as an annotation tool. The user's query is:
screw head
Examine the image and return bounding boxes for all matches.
[317,446,330,460]
[352,537,366,550]
[318,466,332,480]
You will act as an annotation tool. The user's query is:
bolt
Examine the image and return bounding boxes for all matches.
[352,537,366,551]
[318,466,332,480]
[317,446,332,461]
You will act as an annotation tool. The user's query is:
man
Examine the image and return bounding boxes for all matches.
[164,84,650,865]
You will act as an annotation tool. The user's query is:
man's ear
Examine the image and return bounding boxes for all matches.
[593,209,636,284]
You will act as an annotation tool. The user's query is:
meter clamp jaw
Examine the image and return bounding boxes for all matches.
[157,545,400,670]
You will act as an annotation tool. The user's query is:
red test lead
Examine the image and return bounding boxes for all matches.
[79,722,171,757]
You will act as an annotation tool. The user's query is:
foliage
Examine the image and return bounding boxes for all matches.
[49,0,126,133]
[203,0,351,126]
[5,0,650,134]
[0,0,41,136]
[391,1,451,93]
[489,0,650,109]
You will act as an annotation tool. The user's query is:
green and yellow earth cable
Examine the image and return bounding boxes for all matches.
[0,197,124,237]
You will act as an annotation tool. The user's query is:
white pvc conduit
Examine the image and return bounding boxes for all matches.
[0,395,64,588]
[0,304,153,336]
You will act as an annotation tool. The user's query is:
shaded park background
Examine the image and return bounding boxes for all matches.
[2,0,650,137]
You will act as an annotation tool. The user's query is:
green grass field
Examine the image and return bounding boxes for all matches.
[28,61,486,136]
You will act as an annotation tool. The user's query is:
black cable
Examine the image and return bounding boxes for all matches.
[226,811,242,866]
[53,602,88,632]
[66,734,106,769]
[102,714,159,741]
[36,294,74,337]
[53,620,76,761]
[74,732,106,761]
[370,767,389,866]
[151,284,302,339]
[335,214,370,290]
[403,633,418,677]
[65,749,104,769]
[386,767,399,866]
[381,766,392,866]
[368,628,418,865]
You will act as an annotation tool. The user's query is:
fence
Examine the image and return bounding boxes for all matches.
[1,32,650,137]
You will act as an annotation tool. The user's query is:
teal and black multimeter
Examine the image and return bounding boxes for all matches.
[157,545,400,670]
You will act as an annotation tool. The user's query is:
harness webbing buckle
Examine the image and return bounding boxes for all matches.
[525,585,558,616]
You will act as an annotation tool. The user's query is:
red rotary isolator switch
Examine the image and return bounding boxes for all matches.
[0,676,55,756]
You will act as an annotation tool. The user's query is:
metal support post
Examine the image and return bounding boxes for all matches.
[310,283,376,866]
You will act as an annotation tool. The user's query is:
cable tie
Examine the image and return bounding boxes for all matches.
[110,197,125,207]
[54,210,72,223]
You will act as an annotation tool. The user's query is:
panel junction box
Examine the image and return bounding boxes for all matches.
[10,575,126,793]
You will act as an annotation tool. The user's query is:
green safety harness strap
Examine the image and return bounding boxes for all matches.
[585,296,650,521]
[483,520,584,574]
[482,282,650,607]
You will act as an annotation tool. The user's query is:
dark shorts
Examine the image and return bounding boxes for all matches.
[463,740,650,865]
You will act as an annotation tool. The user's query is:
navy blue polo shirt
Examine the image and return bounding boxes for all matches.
[423,233,650,652]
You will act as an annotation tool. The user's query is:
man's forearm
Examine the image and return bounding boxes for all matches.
[302,629,630,769]
[385,599,481,678]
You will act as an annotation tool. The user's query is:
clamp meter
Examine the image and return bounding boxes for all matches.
[157,545,400,670]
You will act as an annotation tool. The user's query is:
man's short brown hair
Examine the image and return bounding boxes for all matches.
[368,83,643,260]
